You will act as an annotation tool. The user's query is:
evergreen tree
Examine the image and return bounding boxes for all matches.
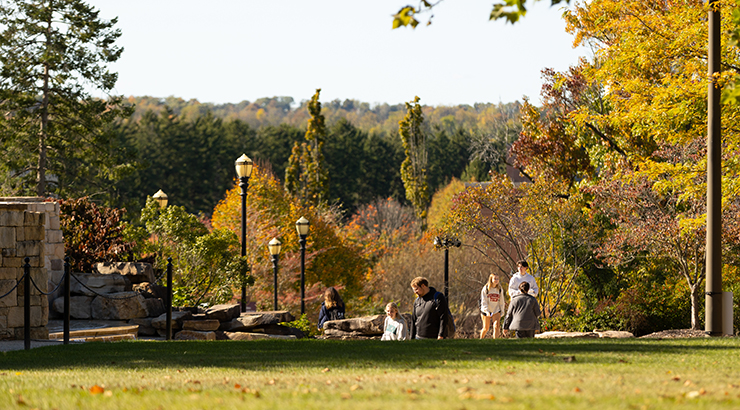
[398,96,429,226]
[0,0,131,197]
[285,89,328,204]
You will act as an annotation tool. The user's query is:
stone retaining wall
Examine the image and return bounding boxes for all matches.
[0,200,51,340]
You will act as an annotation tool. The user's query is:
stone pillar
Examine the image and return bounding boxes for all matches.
[0,200,50,340]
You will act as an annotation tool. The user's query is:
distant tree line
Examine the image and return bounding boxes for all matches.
[110,99,522,219]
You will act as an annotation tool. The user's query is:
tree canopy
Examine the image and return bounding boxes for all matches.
[0,0,131,198]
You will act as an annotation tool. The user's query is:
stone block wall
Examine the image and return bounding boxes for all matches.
[0,200,51,340]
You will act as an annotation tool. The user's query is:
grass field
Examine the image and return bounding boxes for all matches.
[1,337,739,409]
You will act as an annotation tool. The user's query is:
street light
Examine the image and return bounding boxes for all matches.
[153,189,168,209]
[434,235,461,301]
[295,217,310,314]
[268,237,282,311]
[235,154,254,312]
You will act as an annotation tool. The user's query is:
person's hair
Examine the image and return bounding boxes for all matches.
[385,302,398,314]
[517,260,529,268]
[324,287,344,309]
[485,273,502,292]
[410,277,428,288]
[519,281,530,294]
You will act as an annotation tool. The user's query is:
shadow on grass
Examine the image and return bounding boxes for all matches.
[1,338,737,371]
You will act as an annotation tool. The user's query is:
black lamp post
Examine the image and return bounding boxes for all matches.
[268,237,282,311]
[153,189,168,209]
[434,235,461,301]
[295,217,310,314]
[235,154,254,313]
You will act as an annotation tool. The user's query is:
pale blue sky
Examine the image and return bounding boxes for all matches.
[90,0,588,107]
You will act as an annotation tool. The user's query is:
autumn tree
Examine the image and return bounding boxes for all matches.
[0,0,131,197]
[213,165,368,316]
[398,96,430,226]
[285,89,329,205]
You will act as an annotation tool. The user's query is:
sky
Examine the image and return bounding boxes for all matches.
[89,1,589,107]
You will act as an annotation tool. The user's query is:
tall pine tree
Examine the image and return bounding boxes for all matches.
[0,0,131,197]
[398,96,429,227]
[285,89,328,204]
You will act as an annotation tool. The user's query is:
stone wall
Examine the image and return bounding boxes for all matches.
[0,200,51,340]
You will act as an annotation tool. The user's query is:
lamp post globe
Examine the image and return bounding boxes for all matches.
[153,189,168,209]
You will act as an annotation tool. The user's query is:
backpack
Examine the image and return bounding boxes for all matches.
[434,292,456,339]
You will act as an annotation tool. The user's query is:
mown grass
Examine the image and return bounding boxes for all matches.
[1,337,739,409]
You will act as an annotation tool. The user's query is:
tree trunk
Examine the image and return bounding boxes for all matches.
[37,10,52,197]
[690,283,701,330]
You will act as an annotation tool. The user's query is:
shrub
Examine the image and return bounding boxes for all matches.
[59,197,134,272]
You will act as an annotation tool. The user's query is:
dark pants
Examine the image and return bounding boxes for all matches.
[515,330,535,338]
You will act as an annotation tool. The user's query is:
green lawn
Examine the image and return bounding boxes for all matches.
[1,337,739,409]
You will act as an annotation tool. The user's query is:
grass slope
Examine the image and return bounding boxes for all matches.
[1,338,739,409]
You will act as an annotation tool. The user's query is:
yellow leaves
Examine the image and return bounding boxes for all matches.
[392,7,419,29]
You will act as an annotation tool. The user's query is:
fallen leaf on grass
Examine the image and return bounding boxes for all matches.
[563,356,577,362]
[684,380,693,386]
[573,387,581,393]
[341,393,352,400]
[322,368,330,373]
[89,385,105,395]
[350,384,361,391]
[267,379,276,385]
[671,376,681,381]
[16,395,26,405]
[686,389,706,399]
[457,387,474,394]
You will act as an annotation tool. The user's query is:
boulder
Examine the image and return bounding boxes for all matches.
[220,312,283,331]
[143,298,165,317]
[183,319,220,331]
[249,324,306,339]
[319,330,380,340]
[95,262,156,284]
[132,282,167,299]
[223,331,296,341]
[535,331,600,339]
[205,304,241,322]
[174,330,216,341]
[71,272,130,296]
[130,318,157,336]
[152,310,192,330]
[323,315,385,335]
[91,292,148,320]
[51,295,94,319]
[595,330,634,339]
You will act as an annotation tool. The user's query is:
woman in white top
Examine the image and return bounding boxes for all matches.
[381,302,409,341]
[480,273,506,339]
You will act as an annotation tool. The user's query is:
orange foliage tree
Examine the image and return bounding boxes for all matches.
[211,165,368,317]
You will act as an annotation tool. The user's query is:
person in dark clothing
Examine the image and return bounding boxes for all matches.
[317,287,345,330]
[410,276,449,339]
[503,281,541,338]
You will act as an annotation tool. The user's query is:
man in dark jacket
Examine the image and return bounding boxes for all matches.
[410,276,449,339]
[503,281,541,338]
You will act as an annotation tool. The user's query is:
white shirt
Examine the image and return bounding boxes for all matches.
[508,273,539,297]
